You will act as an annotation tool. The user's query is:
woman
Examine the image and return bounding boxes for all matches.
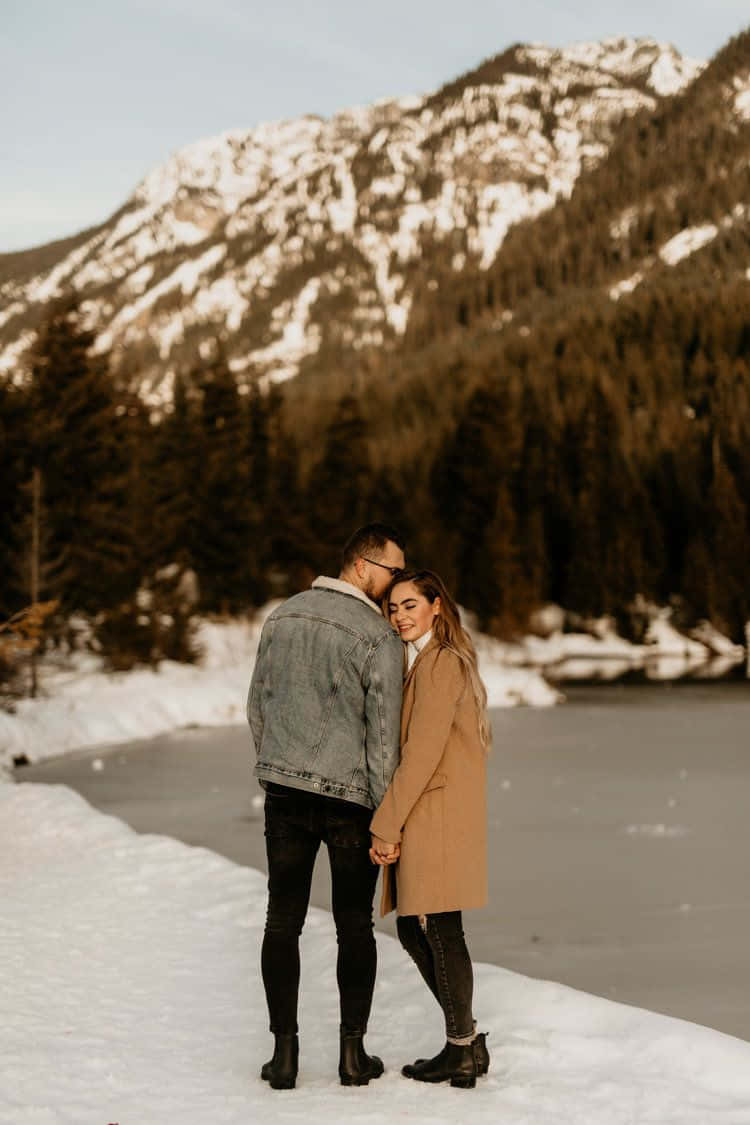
[370,569,490,1089]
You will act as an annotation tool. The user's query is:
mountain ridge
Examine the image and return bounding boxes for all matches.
[0,37,702,401]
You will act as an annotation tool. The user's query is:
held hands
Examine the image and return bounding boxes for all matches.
[369,834,400,866]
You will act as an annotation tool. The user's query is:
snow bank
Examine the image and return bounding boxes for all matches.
[514,607,746,680]
[0,620,261,769]
[2,782,749,1125]
[644,612,710,658]
[0,616,558,769]
[522,628,646,664]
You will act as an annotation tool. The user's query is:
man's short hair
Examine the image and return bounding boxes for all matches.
[341,523,405,570]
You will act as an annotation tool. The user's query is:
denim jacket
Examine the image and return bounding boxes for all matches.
[247,578,404,809]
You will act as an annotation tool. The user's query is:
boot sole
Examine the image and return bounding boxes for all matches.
[404,1070,476,1087]
[340,1073,383,1086]
[412,1059,488,1076]
[407,1057,490,1075]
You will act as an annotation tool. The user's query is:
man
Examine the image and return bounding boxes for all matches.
[247,523,406,1089]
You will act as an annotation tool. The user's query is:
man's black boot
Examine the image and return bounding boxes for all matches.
[261,1033,299,1089]
[402,1041,477,1088]
[338,1028,385,1086]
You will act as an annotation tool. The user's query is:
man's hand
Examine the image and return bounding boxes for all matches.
[370,834,400,865]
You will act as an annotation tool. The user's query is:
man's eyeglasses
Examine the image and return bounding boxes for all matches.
[361,557,403,578]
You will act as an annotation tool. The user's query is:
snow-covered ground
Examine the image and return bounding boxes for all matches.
[0,620,264,771]
[0,616,560,771]
[2,782,749,1125]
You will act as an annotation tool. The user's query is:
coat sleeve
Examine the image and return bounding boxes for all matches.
[246,619,272,756]
[362,629,404,808]
[370,648,464,844]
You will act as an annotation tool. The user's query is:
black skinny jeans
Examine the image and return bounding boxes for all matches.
[397,911,474,1040]
[262,783,379,1035]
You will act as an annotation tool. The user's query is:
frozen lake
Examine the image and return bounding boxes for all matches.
[18,681,750,1041]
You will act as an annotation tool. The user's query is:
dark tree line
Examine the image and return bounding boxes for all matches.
[418,279,750,639]
[2,281,750,668]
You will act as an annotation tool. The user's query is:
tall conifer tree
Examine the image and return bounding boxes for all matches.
[26,298,133,615]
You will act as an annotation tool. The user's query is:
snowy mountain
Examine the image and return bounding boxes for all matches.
[416,28,750,344]
[0,38,702,402]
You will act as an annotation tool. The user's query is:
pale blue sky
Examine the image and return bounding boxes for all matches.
[3,0,749,253]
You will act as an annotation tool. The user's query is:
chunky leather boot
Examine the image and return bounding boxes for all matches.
[402,1042,449,1079]
[338,1028,385,1086]
[410,1031,490,1077]
[402,1041,477,1088]
[260,1033,299,1089]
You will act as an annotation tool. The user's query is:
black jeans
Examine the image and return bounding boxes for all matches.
[262,783,379,1035]
[397,911,474,1040]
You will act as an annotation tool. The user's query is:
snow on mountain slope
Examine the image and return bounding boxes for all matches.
[0,39,702,400]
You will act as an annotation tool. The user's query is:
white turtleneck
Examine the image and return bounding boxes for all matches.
[406,629,433,672]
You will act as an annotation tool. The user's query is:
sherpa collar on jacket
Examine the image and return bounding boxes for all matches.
[312,575,382,615]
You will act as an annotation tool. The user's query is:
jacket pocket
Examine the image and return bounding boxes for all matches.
[424,771,447,792]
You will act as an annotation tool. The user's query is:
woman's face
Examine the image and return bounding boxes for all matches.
[388,581,441,642]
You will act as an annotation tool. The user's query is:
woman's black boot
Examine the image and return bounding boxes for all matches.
[473,1031,490,1075]
[338,1028,385,1086]
[408,1031,489,1077]
[402,1041,477,1088]
[260,1033,299,1089]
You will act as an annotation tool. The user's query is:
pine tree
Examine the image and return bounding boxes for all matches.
[190,350,256,611]
[706,438,750,636]
[306,394,372,574]
[148,372,201,569]
[431,380,524,626]
[0,379,31,616]
[25,297,134,616]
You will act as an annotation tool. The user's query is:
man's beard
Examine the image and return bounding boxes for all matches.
[363,576,380,603]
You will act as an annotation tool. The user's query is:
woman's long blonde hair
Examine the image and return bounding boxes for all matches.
[384,569,491,751]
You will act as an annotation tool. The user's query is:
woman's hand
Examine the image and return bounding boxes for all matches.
[370,834,400,865]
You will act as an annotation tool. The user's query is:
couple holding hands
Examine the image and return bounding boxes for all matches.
[247,523,489,1090]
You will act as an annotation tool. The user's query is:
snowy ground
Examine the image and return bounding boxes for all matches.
[0,616,560,771]
[2,782,750,1125]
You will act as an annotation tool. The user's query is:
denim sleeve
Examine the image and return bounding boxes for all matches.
[247,621,271,757]
[363,630,404,807]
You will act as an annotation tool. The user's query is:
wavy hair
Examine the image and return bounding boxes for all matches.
[383,568,491,751]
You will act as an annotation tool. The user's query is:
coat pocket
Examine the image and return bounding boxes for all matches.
[423,771,447,792]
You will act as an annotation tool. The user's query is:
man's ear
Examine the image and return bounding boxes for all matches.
[354,556,366,578]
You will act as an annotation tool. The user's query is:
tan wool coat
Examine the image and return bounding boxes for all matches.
[370,638,487,917]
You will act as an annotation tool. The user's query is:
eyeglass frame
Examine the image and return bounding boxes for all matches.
[361,556,403,578]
